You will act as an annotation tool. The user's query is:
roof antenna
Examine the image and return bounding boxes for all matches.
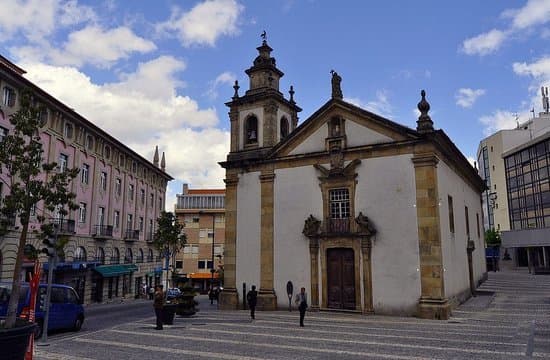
[542,86,549,113]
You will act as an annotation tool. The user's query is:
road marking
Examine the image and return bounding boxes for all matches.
[34,350,97,360]
[72,338,272,360]
[108,329,525,358]
[194,322,523,346]
[100,330,439,360]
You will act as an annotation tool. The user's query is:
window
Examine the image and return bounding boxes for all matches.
[465,206,470,239]
[199,229,207,238]
[112,248,120,264]
[280,116,289,139]
[85,135,94,150]
[198,260,206,269]
[159,196,163,209]
[127,214,133,230]
[81,164,89,184]
[114,211,120,229]
[175,260,183,269]
[140,189,145,206]
[96,247,105,264]
[148,219,153,233]
[0,126,7,143]
[128,184,134,200]
[2,87,16,107]
[78,202,87,223]
[150,193,154,208]
[74,246,86,262]
[97,206,105,226]
[214,246,223,255]
[193,216,199,223]
[30,203,36,217]
[245,115,258,144]
[39,108,48,126]
[104,146,111,159]
[58,154,68,173]
[329,188,350,219]
[448,195,454,234]
[476,213,480,238]
[139,217,144,231]
[132,161,137,173]
[125,248,133,263]
[100,171,107,191]
[63,122,73,138]
[115,178,121,196]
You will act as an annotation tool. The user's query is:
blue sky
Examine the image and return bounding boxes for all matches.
[1,0,549,209]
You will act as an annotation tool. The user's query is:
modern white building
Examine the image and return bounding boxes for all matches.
[477,90,550,269]
[218,40,487,320]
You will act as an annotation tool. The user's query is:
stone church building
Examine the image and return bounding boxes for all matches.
[219,39,487,319]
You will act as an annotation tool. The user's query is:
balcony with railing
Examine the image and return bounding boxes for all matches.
[92,224,113,239]
[124,229,140,241]
[326,217,351,234]
[49,218,76,234]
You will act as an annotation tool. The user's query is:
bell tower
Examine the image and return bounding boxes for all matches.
[225,35,301,158]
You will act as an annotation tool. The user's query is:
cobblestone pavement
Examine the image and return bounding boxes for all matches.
[34,269,550,360]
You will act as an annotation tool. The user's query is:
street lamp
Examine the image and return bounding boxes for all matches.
[210,213,215,304]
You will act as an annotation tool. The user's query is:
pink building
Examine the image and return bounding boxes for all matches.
[0,55,172,303]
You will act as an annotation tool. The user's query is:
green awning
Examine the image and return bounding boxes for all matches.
[94,264,138,277]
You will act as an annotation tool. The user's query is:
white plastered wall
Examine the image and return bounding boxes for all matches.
[438,161,486,302]
[355,154,421,315]
[346,119,393,147]
[273,166,322,306]
[235,171,262,299]
[289,123,328,155]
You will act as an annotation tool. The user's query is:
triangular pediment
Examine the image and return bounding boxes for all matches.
[271,99,420,158]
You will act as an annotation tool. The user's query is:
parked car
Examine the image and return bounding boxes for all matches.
[165,288,182,303]
[0,282,85,338]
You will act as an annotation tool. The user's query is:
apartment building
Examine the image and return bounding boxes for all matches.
[477,88,550,269]
[174,184,224,293]
[0,54,172,303]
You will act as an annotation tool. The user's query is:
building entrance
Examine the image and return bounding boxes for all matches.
[327,248,356,309]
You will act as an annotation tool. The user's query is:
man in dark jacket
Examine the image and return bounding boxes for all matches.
[294,287,307,327]
[246,285,258,320]
[153,285,165,330]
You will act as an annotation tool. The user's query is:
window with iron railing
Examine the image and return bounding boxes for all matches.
[328,188,350,233]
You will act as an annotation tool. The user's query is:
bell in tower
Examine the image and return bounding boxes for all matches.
[225,32,302,156]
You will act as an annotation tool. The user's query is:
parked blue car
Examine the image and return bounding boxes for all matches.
[0,282,85,338]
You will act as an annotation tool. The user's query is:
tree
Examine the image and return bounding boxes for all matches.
[153,211,186,284]
[485,228,501,247]
[0,91,79,329]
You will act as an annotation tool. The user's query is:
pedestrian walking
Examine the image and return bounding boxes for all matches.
[246,285,258,320]
[294,287,308,327]
[148,286,154,300]
[153,285,164,330]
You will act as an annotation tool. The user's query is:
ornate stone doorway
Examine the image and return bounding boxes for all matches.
[327,248,356,309]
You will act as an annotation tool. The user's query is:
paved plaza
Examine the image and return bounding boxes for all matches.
[34,269,550,359]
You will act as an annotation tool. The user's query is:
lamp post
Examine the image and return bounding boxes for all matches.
[210,213,215,304]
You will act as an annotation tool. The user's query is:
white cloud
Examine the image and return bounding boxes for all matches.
[455,88,486,108]
[504,0,550,30]
[157,0,243,47]
[205,71,236,100]
[21,59,228,187]
[58,0,97,26]
[461,0,550,57]
[0,0,96,43]
[0,0,58,41]
[62,26,156,68]
[513,56,550,79]
[479,110,519,136]
[461,29,507,56]
[346,90,392,118]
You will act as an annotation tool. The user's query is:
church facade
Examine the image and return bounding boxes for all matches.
[219,40,487,319]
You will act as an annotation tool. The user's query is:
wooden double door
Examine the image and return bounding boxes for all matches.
[327,248,356,310]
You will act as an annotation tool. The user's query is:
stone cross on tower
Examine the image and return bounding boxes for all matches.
[542,86,549,113]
